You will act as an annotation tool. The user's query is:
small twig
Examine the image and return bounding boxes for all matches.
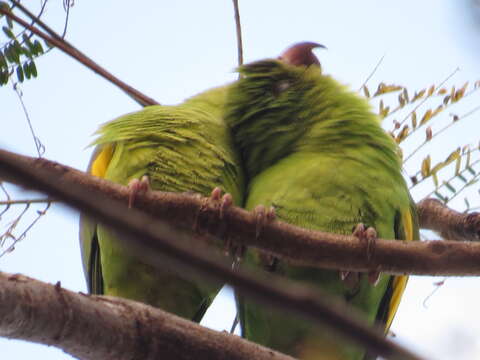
[396,67,459,127]
[409,151,480,191]
[232,0,244,72]
[402,98,480,164]
[0,183,11,218]
[422,278,446,309]
[13,83,44,157]
[0,200,50,257]
[229,314,239,334]
[0,198,53,205]
[61,0,72,38]
[2,1,158,107]
[358,53,385,91]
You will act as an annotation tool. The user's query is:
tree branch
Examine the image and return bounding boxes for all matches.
[0,148,423,360]
[417,198,480,241]
[1,1,158,107]
[1,149,480,276]
[0,271,294,360]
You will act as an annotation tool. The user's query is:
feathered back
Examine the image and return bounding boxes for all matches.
[92,86,243,202]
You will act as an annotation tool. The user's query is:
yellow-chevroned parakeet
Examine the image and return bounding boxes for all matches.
[79,85,244,322]
[225,43,419,359]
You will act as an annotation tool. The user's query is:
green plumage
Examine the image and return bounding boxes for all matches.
[79,86,244,321]
[225,60,419,359]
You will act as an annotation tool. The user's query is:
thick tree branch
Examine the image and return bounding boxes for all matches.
[0,148,423,360]
[0,271,294,360]
[1,2,158,107]
[418,198,480,241]
[1,150,480,276]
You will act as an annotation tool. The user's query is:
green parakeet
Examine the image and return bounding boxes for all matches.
[79,85,244,321]
[225,43,419,359]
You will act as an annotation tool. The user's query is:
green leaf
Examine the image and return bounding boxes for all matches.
[457,174,467,183]
[23,61,31,79]
[432,172,439,188]
[4,44,14,63]
[32,40,44,56]
[16,65,24,82]
[0,51,7,69]
[421,155,431,178]
[30,60,37,77]
[444,181,456,194]
[434,191,448,203]
[2,25,14,39]
[0,69,8,85]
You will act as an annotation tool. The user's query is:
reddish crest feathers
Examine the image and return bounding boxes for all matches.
[278,42,325,67]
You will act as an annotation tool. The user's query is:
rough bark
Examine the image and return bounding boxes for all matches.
[0,272,293,360]
[0,149,479,276]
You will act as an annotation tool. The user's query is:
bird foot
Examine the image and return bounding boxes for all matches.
[127,175,150,208]
[253,204,276,240]
[340,223,380,287]
[252,205,278,271]
[194,187,235,255]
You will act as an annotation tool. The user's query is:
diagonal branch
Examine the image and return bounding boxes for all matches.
[0,148,423,360]
[1,1,158,107]
[0,271,294,360]
[1,149,480,276]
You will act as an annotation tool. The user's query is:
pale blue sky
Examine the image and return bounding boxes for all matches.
[1,1,480,359]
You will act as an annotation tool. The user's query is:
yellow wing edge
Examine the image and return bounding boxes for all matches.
[385,210,414,331]
[91,145,114,178]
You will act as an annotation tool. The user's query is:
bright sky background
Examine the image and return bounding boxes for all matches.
[1,1,480,359]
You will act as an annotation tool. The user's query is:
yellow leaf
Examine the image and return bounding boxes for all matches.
[420,109,433,125]
[455,156,461,175]
[450,85,456,99]
[395,125,409,143]
[453,82,468,102]
[411,111,417,128]
[425,126,432,141]
[432,105,443,117]
[431,162,444,175]
[403,88,409,103]
[427,84,435,96]
[363,85,370,98]
[412,89,426,101]
[437,88,448,95]
[374,83,403,96]
[380,105,390,119]
[432,172,439,188]
[445,148,461,165]
[421,156,431,178]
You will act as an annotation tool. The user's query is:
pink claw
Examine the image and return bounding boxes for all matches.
[127,175,150,208]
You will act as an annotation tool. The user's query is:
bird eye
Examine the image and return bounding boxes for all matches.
[273,80,291,96]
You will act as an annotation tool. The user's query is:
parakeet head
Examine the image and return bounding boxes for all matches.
[225,42,400,180]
